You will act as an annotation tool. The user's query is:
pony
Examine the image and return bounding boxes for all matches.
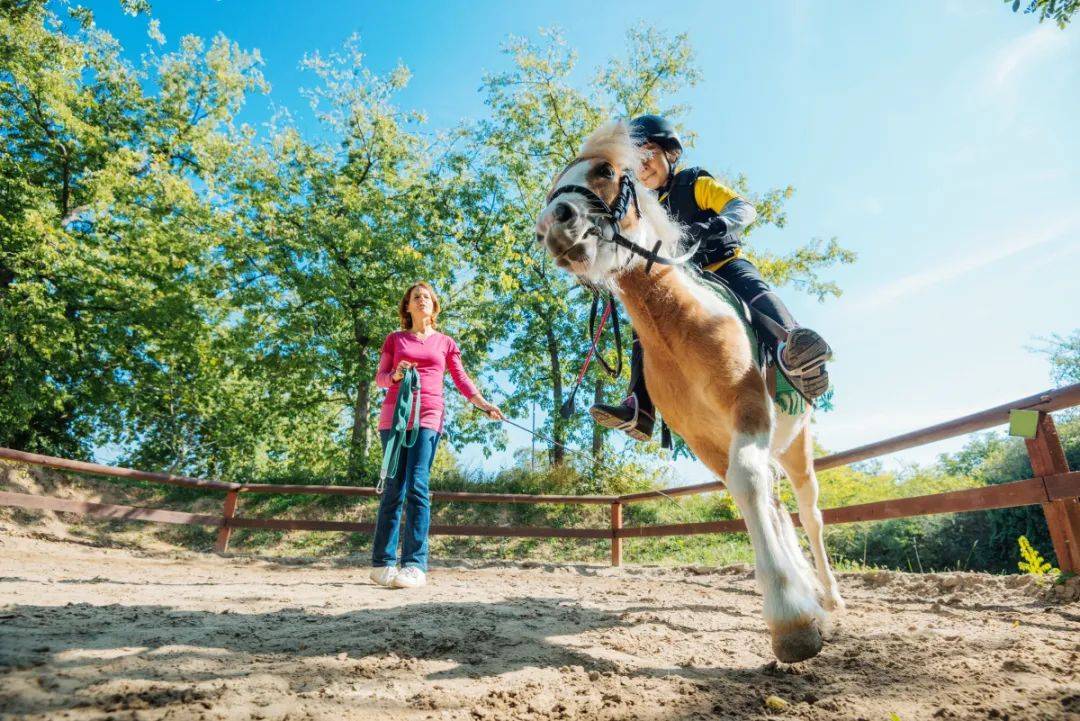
[535,121,843,663]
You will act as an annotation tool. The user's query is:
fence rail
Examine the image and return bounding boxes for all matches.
[1,383,1078,572]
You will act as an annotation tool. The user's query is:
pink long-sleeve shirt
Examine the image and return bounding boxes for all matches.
[376,330,480,432]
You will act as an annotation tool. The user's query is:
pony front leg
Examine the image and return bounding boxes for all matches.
[724,423,827,663]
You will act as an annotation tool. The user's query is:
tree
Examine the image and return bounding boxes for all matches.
[1,6,506,480]
[221,35,503,480]
[1005,0,1078,28]
[0,2,270,475]
[1,10,856,489]
[1037,329,1080,386]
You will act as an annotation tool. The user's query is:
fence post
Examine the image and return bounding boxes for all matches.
[610,501,622,567]
[215,490,239,554]
[1025,412,1080,574]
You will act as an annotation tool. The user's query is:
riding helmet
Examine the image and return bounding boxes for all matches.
[628,114,683,155]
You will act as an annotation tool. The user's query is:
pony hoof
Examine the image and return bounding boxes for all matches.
[771,621,824,663]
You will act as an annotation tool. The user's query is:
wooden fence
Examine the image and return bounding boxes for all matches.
[1,383,1078,572]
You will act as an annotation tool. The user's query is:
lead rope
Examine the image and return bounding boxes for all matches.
[377,367,422,494]
[496,415,696,523]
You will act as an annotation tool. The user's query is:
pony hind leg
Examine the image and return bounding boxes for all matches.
[724,408,826,663]
[778,419,844,611]
[767,469,823,598]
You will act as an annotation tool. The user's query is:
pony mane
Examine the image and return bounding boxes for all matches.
[578,120,686,259]
[561,120,690,287]
[635,175,685,256]
[579,120,644,174]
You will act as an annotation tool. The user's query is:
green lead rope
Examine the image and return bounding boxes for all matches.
[377,367,422,494]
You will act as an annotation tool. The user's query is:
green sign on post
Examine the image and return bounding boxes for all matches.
[1008,409,1040,439]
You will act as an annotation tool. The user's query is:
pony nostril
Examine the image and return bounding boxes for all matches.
[565,244,587,262]
[553,202,576,223]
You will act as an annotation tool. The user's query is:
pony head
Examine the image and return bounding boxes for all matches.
[535,120,683,285]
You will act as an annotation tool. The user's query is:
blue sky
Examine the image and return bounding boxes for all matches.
[89,1,1079,481]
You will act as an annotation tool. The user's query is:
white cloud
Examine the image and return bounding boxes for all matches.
[850,214,1080,312]
[1021,236,1080,272]
[984,23,1070,96]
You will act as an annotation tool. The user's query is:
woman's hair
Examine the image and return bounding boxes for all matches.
[398,281,441,330]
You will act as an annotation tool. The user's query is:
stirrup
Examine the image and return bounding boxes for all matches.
[778,328,832,377]
[778,352,826,378]
[613,396,641,430]
[778,360,830,400]
[590,395,653,441]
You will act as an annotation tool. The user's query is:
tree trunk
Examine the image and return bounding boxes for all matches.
[348,318,374,481]
[545,323,565,466]
[349,374,372,480]
[60,153,70,218]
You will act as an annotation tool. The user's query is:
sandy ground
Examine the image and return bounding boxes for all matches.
[1,534,1078,721]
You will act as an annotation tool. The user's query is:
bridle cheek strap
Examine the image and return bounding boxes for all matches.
[546,172,697,273]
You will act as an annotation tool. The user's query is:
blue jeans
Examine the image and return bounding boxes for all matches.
[372,428,440,571]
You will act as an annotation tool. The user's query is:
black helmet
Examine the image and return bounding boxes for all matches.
[628,114,683,155]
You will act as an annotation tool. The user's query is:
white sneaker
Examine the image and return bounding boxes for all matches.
[392,566,426,589]
[369,566,398,586]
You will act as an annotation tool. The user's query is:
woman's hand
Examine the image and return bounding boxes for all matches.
[471,395,505,421]
[392,360,416,382]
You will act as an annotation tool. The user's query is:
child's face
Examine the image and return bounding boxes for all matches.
[638,142,671,190]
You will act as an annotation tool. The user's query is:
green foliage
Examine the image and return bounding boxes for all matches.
[1017,534,1055,576]
[1005,0,1078,28]
[821,413,1080,573]
[0,2,267,467]
[1035,330,1080,386]
[3,10,847,503]
[0,7,499,480]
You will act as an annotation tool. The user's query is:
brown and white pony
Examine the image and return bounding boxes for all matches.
[535,121,843,663]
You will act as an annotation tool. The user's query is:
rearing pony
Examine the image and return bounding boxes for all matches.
[535,121,843,663]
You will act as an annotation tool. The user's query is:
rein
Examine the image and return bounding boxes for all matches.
[560,291,622,420]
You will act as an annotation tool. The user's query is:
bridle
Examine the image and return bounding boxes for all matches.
[545,160,698,274]
[544,157,699,419]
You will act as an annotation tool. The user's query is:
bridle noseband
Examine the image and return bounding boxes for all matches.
[545,165,699,274]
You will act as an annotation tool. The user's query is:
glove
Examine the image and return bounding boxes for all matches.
[688,218,739,263]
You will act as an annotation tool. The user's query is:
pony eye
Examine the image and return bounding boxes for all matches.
[599,164,615,179]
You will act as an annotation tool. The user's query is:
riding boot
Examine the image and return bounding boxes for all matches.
[748,290,832,400]
[589,332,655,442]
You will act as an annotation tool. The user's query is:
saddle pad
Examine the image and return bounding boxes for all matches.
[697,274,808,417]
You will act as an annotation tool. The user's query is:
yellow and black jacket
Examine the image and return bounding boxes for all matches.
[659,167,758,271]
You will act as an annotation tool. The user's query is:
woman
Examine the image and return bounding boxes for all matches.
[370,281,503,589]
[590,114,833,441]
